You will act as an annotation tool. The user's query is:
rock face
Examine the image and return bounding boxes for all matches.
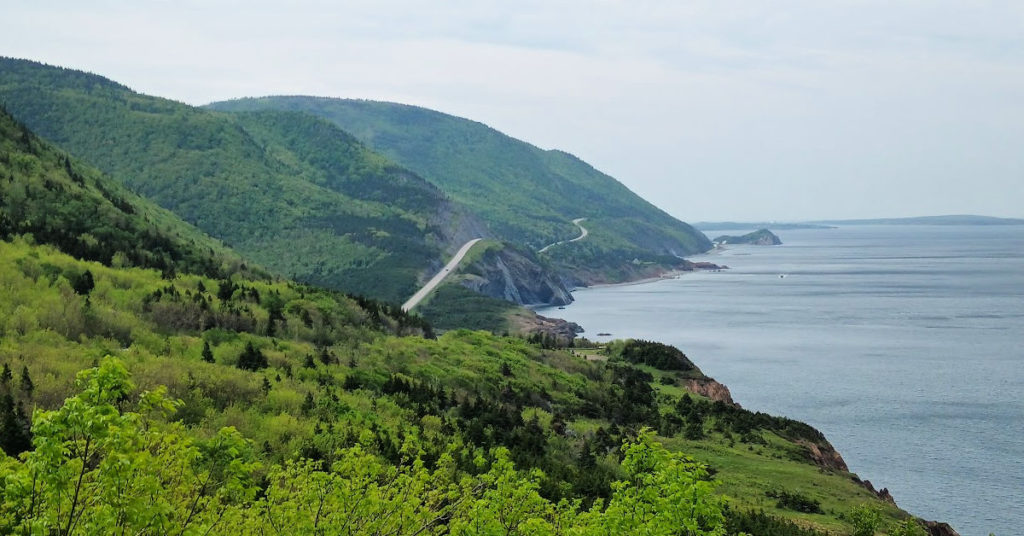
[857,478,897,504]
[713,228,782,246]
[797,439,849,472]
[510,313,584,345]
[852,478,961,536]
[923,520,961,536]
[684,378,737,406]
[459,245,574,306]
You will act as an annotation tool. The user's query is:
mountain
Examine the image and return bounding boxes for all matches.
[0,105,250,279]
[0,60,949,535]
[0,58,480,303]
[206,97,713,283]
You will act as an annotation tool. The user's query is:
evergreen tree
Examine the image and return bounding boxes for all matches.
[237,342,268,371]
[0,363,11,386]
[300,392,315,415]
[19,366,33,396]
[0,394,31,456]
[201,341,215,363]
[72,269,95,295]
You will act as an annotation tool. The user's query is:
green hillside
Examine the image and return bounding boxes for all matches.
[0,58,474,303]
[0,105,249,279]
[206,97,713,282]
[0,111,929,534]
[0,238,918,535]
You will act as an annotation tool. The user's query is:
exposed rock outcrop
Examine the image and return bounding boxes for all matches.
[852,479,961,535]
[856,478,897,504]
[923,520,961,536]
[797,439,849,472]
[509,313,583,345]
[459,244,573,306]
[684,377,737,406]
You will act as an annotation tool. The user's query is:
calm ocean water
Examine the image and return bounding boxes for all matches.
[539,225,1024,536]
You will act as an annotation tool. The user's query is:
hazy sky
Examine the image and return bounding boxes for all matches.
[4,1,1023,221]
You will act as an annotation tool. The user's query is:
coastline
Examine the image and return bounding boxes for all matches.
[538,226,1011,535]
[572,249,728,292]
[576,268,691,291]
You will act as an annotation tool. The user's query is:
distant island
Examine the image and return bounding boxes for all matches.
[713,229,782,245]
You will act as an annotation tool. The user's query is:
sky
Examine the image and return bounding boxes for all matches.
[3,0,1023,222]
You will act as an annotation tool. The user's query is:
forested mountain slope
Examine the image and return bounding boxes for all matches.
[0,102,936,535]
[207,97,713,283]
[0,105,250,279]
[0,58,480,303]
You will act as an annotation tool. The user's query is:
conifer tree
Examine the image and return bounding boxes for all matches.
[237,342,268,371]
[201,341,215,363]
[0,393,31,456]
[19,366,33,396]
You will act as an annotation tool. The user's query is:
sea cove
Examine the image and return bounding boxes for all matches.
[541,225,1024,536]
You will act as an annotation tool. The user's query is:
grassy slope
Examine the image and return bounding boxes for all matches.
[0,58,466,303]
[0,238,911,534]
[206,97,713,281]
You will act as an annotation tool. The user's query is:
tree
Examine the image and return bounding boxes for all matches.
[0,393,31,456]
[201,340,215,363]
[0,358,260,535]
[579,429,727,535]
[19,365,33,396]
[300,392,315,416]
[71,269,94,295]
[889,519,928,536]
[237,342,268,371]
[0,363,12,386]
[846,504,884,536]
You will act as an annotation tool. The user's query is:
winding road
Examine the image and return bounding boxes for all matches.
[402,238,483,312]
[538,218,588,253]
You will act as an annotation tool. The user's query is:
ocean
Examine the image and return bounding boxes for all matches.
[539,225,1023,536]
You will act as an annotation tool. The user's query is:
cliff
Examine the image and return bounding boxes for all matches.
[457,243,574,306]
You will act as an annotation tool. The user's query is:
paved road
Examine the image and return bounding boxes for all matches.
[402,238,483,312]
[538,218,587,253]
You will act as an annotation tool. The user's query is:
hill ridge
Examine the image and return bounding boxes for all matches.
[206,95,712,285]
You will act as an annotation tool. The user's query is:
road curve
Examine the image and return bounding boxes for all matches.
[402,238,483,312]
[538,218,587,253]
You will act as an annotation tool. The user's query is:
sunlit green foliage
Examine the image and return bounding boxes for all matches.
[0,359,733,535]
[0,359,259,535]
[0,236,913,533]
